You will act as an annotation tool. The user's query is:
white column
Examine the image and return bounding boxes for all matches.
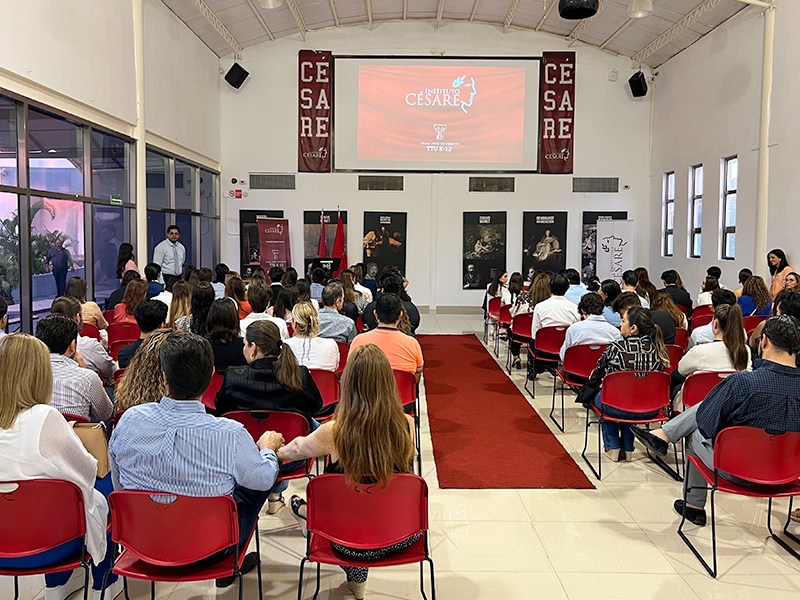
[133,0,148,267]
[755,5,776,277]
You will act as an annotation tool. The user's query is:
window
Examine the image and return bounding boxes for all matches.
[689,164,703,258]
[0,96,17,187]
[174,160,195,211]
[146,150,169,208]
[28,108,84,195]
[200,169,218,216]
[663,172,675,256]
[92,130,130,202]
[0,193,20,331]
[93,205,134,307]
[722,156,737,260]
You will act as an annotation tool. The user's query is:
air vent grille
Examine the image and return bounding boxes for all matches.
[249,174,296,190]
[469,177,515,192]
[358,176,404,191]
[572,177,619,193]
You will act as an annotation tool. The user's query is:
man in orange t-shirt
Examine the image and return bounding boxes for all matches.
[350,294,424,382]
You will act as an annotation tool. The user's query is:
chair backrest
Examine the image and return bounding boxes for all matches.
[690,314,713,331]
[0,480,86,558]
[499,304,513,326]
[562,344,607,379]
[356,313,364,334]
[511,313,533,339]
[487,297,501,319]
[113,409,126,426]
[109,340,131,361]
[674,328,689,350]
[81,323,101,341]
[310,369,340,411]
[201,372,224,410]
[109,491,238,566]
[393,369,417,408]
[62,413,90,424]
[743,315,765,337]
[108,322,140,346]
[113,368,126,385]
[676,304,688,316]
[103,310,115,325]
[222,410,310,444]
[306,473,428,549]
[601,370,671,413]
[664,345,684,375]
[714,427,800,485]
[335,341,350,374]
[693,305,713,319]
[535,325,568,355]
[682,371,734,408]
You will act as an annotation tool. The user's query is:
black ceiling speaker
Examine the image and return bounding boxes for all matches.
[224,63,249,89]
[558,0,599,20]
[628,72,648,97]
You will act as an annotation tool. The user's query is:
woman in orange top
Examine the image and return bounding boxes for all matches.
[225,273,251,319]
[65,276,108,330]
[113,279,147,324]
[769,249,794,297]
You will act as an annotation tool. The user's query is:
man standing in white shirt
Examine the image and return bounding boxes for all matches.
[152,225,186,288]
[621,270,650,308]
[239,280,289,339]
[560,293,623,361]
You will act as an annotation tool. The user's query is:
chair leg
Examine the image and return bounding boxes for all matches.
[151,581,156,600]
[123,577,131,600]
[82,563,91,600]
[310,563,321,600]
[783,497,800,547]
[13,576,18,600]
[767,498,800,561]
[237,572,243,600]
[549,375,565,433]
[580,408,602,479]
[255,521,264,598]
[676,474,716,577]
[297,557,307,600]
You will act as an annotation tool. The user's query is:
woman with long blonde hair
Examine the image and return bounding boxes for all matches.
[115,331,169,412]
[168,280,192,328]
[278,344,416,599]
[284,302,339,371]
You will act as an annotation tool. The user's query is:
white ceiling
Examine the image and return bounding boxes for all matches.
[160,0,748,67]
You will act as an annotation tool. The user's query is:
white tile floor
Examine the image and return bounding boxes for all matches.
[5,312,800,600]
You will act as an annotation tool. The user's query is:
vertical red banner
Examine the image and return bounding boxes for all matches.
[257,218,292,273]
[299,50,333,172]
[540,52,575,174]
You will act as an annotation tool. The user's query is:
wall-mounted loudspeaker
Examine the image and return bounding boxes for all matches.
[628,72,648,98]
[224,63,249,89]
[558,0,599,19]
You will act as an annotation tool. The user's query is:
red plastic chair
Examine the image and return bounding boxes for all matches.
[394,369,421,476]
[309,369,340,421]
[551,343,607,432]
[103,310,115,325]
[525,324,568,398]
[0,480,91,600]
[287,323,295,337]
[495,304,513,356]
[507,312,533,376]
[113,368,126,385]
[62,413,90,424]
[664,344,684,375]
[335,341,349,375]
[109,340,132,362]
[690,314,713,332]
[693,305,713,319]
[743,315,767,337]
[107,323,140,346]
[223,410,312,480]
[676,304,689,316]
[356,313,364,334]
[201,372,224,410]
[681,371,733,408]
[674,328,689,351]
[484,297,502,349]
[298,474,435,600]
[581,370,679,480]
[678,427,800,577]
[80,323,102,341]
[103,491,262,599]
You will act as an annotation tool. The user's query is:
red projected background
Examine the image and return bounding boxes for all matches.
[357,65,525,164]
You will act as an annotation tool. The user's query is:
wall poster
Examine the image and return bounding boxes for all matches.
[257,218,292,276]
[303,210,347,276]
[522,211,567,279]
[362,212,408,279]
[463,211,506,290]
[581,211,628,282]
[596,220,635,282]
[239,209,283,278]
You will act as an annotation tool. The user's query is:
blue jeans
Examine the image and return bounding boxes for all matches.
[0,474,118,590]
[594,392,659,452]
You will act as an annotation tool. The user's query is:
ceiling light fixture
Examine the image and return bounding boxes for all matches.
[257,0,284,9]
[628,0,653,19]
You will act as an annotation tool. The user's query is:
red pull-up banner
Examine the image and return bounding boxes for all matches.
[298,50,333,173]
[539,52,575,174]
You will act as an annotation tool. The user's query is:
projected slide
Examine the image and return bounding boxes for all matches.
[335,58,540,172]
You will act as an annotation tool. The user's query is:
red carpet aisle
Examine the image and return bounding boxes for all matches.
[419,334,593,489]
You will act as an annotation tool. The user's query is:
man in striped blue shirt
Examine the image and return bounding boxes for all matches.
[109,331,284,586]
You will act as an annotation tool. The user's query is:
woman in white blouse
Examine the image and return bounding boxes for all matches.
[284,302,340,371]
[0,334,122,600]
[672,304,751,409]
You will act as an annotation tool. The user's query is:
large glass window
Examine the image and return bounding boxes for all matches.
[0,193,20,332]
[92,130,130,202]
[722,156,737,260]
[200,169,217,216]
[146,150,169,208]
[93,205,133,307]
[0,96,17,187]
[147,210,168,268]
[689,165,703,258]
[663,172,675,257]
[175,213,194,268]
[28,108,84,195]
[174,160,195,211]
[200,217,218,269]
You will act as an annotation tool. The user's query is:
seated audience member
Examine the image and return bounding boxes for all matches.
[632,315,800,526]
[310,268,326,302]
[783,271,800,292]
[585,307,670,462]
[362,274,421,334]
[689,289,737,348]
[113,278,147,325]
[485,270,512,306]
[0,334,121,600]
[733,268,752,298]
[207,298,248,371]
[212,263,229,298]
[105,270,141,312]
[614,292,676,345]
[197,267,213,284]
[599,279,622,326]
[51,296,117,382]
[268,266,285,305]
[268,286,299,326]
[340,269,368,313]
[586,276,601,293]
[671,304,751,408]
[360,262,379,297]
[36,314,113,423]
[634,267,658,304]
[282,267,299,288]
[151,274,175,310]
[351,264,373,303]
[115,331,169,412]
[350,294,424,383]
[621,269,650,308]
[215,320,323,427]
[66,276,108,331]
[250,266,267,281]
[117,299,168,368]
[296,278,320,311]
[144,263,164,298]
[285,302,339,371]
[175,282,215,336]
[226,273,252,319]
[530,274,580,377]
[560,293,623,361]
[660,269,693,318]
[696,276,720,306]
[167,280,191,329]
[508,273,551,369]
[706,266,723,287]
[109,332,284,587]
[563,268,588,305]
[280,344,416,600]
[318,281,357,343]
[651,291,688,330]
[768,248,794,297]
[748,289,800,354]
[240,279,289,339]
[737,274,772,317]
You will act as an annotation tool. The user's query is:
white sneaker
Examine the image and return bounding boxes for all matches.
[347,580,367,599]
[43,569,86,600]
[93,577,123,600]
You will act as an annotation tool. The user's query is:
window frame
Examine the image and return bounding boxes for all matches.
[721,156,737,260]
[689,164,703,259]
[663,171,675,257]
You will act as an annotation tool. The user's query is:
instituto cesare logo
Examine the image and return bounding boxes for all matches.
[405,76,477,114]
[263,223,284,235]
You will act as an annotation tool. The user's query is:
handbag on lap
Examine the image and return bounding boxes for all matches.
[70,421,110,478]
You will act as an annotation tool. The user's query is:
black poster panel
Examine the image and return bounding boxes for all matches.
[581,211,628,282]
[522,212,567,279]
[362,212,408,281]
[463,211,506,290]
[239,209,283,278]
[303,210,347,277]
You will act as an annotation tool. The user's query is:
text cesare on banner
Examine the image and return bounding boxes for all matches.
[540,52,575,174]
[298,50,332,173]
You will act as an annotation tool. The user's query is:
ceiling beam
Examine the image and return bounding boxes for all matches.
[469,0,479,22]
[365,0,373,29]
[192,0,244,58]
[535,0,557,31]
[243,0,275,41]
[328,0,341,26]
[600,17,632,50]
[631,0,723,65]
[284,0,308,41]
[503,0,521,32]
[566,0,606,46]
[436,0,446,29]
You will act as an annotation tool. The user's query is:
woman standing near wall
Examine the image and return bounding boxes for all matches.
[768,249,794,297]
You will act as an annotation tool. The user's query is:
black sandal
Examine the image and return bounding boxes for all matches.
[290,495,308,537]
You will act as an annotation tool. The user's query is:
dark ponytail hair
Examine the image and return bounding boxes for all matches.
[244,320,303,392]
[116,243,134,279]
[626,306,670,369]
[714,304,749,371]
[488,270,507,298]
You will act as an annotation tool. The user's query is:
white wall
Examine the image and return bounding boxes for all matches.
[220,22,651,308]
